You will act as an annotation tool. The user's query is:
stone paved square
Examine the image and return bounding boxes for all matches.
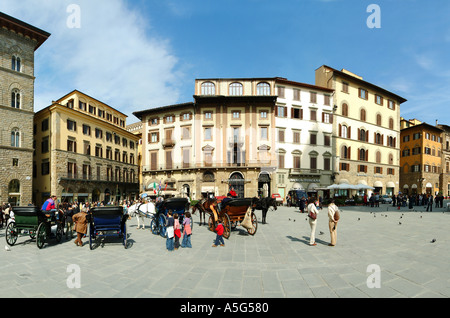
[1,203,449,298]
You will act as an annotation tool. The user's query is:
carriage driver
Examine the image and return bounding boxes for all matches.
[41,195,61,221]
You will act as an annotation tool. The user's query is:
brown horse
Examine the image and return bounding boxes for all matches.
[192,197,218,226]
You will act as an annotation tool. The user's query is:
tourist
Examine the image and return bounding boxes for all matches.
[327,199,339,246]
[72,207,88,247]
[307,198,319,246]
[181,212,192,248]
[174,213,181,250]
[166,210,175,251]
[212,219,225,247]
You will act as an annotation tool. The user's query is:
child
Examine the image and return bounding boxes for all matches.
[181,212,192,248]
[212,219,225,247]
[166,210,174,251]
[72,207,88,247]
[173,213,181,250]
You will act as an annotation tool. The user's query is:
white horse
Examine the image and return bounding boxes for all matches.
[128,202,156,229]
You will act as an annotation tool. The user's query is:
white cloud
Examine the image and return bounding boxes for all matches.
[1,0,182,123]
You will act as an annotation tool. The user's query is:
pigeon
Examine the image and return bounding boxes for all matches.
[399,222,402,225]
[319,231,324,235]
[5,245,11,251]
[431,239,436,243]
[358,218,360,221]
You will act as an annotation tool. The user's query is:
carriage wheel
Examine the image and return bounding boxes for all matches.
[55,223,63,243]
[246,212,258,236]
[122,223,127,249]
[208,215,215,232]
[6,222,18,246]
[89,223,95,250]
[159,214,167,238]
[222,213,231,240]
[150,218,159,235]
[36,223,47,249]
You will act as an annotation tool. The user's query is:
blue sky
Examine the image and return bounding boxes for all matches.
[2,0,450,125]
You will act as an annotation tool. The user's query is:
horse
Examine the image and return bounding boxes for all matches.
[128,202,156,229]
[191,196,218,226]
[251,197,278,224]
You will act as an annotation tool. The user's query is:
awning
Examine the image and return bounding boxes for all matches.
[386,181,395,188]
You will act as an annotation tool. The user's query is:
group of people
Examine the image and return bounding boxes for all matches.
[164,210,193,251]
[306,198,339,247]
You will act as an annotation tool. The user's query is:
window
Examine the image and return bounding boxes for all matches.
[79,101,86,111]
[201,82,215,95]
[324,95,331,106]
[389,118,394,130]
[292,108,302,119]
[310,156,317,171]
[359,88,368,100]
[342,82,349,93]
[204,128,212,141]
[82,124,91,136]
[68,162,77,178]
[293,89,301,101]
[375,133,382,145]
[376,114,382,126]
[324,135,331,146]
[278,154,285,169]
[67,120,77,131]
[260,111,268,119]
[181,113,192,121]
[149,131,159,143]
[293,156,301,169]
[41,161,50,175]
[278,129,285,143]
[341,146,350,159]
[11,55,21,72]
[360,109,366,121]
[293,131,300,144]
[41,118,49,131]
[204,112,212,120]
[388,100,395,110]
[95,146,103,158]
[164,115,174,124]
[256,82,270,96]
[310,109,317,121]
[84,142,91,156]
[11,129,20,147]
[359,129,367,142]
[261,127,268,140]
[375,95,383,105]
[89,105,96,115]
[276,106,287,117]
[106,132,113,142]
[310,92,317,103]
[324,157,331,171]
[232,111,240,119]
[277,86,285,98]
[41,138,49,153]
[310,133,317,145]
[67,139,77,153]
[182,148,190,168]
[341,103,348,117]
[11,89,21,109]
[229,82,243,96]
[95,128,103,139]
[182,127,191,140]
[149,118,159,125]
[341,125,348,138]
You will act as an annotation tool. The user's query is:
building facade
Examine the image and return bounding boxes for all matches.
[273,78,334,200]
[316,65,407,196]
[399,118,444,196]
[33,90,139,206]
[135,78,279,200]
[0,12,49,206]
[437,124,450,196]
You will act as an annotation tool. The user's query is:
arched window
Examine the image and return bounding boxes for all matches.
[341,125,348,138]
[359,148,367,161]
[376,151,381,163]
[229,82,243,96]
[256,82,270,96]
[201,82,215,95]
[341,145,349,159]
[11,55,21,72]
[203,171,215,182]
[11,129,20,147]
[11,89,21,109]
[389,117,394,130]
[376,114,382,126]
[360,129,366,141]
[341,103,348,117]
[360,109,366,122]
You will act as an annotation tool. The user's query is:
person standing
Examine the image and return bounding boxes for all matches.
[72,207,88,247]
[173,213,181,250]
[181,211,192,248]
[212,219,225,247]
[327,199,339,246]
[307,198,319,246]
[426,194,433,212]
[166,210,175,251]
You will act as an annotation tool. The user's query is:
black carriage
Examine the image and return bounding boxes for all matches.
[150,198,190,237]
[88,206,128,250]
[5,206,63,249]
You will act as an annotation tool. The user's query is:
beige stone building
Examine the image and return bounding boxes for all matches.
[33,90,139,206]
[134,79,279,200]
[0,12,50,206]
[316,65,407,196]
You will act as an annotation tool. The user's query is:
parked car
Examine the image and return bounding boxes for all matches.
[381,195,392,204]
[272,193,283,206]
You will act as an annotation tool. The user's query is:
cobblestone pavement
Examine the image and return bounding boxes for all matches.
[1,203,449,298]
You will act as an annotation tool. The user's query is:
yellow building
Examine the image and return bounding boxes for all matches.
[33,90,139,206]
[316,65,407,196]
[400,118,443,195]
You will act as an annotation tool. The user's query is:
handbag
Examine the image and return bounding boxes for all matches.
[241,208,253,229]
[166,226,174,239]
[334,210,340,221]
[308,210,317,220]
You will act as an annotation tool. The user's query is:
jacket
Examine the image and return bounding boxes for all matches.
[73,212,88,234]
[215,223,224,236]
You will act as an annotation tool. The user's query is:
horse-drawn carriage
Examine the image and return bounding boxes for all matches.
[150,198,190,237]
[88,206,128,250]
[5,206,63,249]
[193,195,277,239]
